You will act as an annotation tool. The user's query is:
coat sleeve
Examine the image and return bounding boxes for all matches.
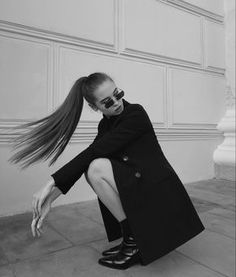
[51,104,151,195]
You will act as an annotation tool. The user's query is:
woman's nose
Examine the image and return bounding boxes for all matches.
[112,97,120,106]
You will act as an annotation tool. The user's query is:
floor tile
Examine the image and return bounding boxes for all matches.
[176,229,235,277]
[125,251,225,277]
[186,187,235,208]
[0,246,9,266]
[188,179,235,197]
[190,197,222,213]
[48,202,81,219]
[199,210,235,239]
[0,178,235,277]
[12,244,127,277]
[48,199,104,226]
[207,207,235,221]
[47,211,106,245]
[0,212,72,263]
[73,199,104,225]
[88,239,226,277]
[87,237,122,254]
[187,187,235,205]
[222,202,235,212]
[0,264,15,277]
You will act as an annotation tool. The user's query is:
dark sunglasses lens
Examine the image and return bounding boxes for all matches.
[105,99,114,109]
[115,90,124,100]
[104,90,124,109]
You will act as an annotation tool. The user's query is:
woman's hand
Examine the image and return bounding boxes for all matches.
[31,196,52,237]
[31,179,55,237]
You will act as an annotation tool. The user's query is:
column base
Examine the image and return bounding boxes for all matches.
[214,163,235,181]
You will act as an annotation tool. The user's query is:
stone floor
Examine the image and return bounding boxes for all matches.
[0,178,235,277]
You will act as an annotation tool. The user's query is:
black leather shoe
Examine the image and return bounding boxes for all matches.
[102,241,122,256]
[98,235,142,270]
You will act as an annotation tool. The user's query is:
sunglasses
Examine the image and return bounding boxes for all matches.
[102,88,125,109]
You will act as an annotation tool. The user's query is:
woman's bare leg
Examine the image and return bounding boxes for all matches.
[85,158,126,222]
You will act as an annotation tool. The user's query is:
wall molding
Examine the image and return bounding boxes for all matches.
[203,18,225,71]
[162,0,224,23]
[118,0,225,75]
[0,18,225,77]
[0,20,117,54]
[120,48,224,76]
[0,0,226,144]
[0,119,223,144]
[170,122,218,129]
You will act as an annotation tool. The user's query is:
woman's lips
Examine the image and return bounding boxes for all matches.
[115,106,122,111]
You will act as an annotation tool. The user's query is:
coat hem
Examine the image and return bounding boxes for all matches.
[139,224,205,266]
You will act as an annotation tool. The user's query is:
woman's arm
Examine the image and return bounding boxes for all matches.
[46,177,63,203]
[51,104,152,195]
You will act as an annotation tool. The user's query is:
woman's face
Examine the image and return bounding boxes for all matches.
[93,79,124,118]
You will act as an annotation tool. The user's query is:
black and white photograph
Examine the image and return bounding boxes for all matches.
[0,0,235,276]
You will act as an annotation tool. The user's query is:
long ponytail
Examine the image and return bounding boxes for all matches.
[8,76,87,169]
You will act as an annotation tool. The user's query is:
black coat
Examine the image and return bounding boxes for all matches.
[51,98,205,266]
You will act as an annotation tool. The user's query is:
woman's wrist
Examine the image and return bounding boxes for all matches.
[47,176,56,188]
[42,177,62,205]
[47,185,62,204]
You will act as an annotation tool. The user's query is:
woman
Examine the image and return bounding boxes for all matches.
[8,72,205,270]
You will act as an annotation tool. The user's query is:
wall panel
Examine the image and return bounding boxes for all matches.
[0,0,115,47]
[122,0,202,65]
[59,46,166,124]
[204,20,225,70]
[169,67,226,127]
[0,33,51,119]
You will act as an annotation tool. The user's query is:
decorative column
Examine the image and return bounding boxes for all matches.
[213,86,235,180]
[213,0,235,181]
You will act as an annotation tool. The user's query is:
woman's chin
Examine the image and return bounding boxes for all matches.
[115,105,123,113]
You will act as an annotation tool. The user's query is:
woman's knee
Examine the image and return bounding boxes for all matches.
[87,158,109,181]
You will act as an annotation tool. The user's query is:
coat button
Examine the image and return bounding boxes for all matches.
[135,172,141,178]
[122,155,129,161]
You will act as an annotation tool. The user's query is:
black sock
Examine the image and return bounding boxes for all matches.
[119,218,133,240]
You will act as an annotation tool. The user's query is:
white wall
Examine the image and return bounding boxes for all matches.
[224,0,235,94]
[0,0,226,217]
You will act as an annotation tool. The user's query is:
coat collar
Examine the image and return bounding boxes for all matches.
[102,98,130,121]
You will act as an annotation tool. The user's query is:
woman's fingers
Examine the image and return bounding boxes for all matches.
[32,198,36,218]
[31,221,35,237]
[31,216,43,237]
[32,183,54,222]
[35,194,42,217]
[31,183,54,238]
[37,197,45,215]
[31,217,38,237]
[32,204,38,220]
[33,193,45,219]
[37,217,42,229]
[35,189,49,216]
[32,195,40,218]
[32,199,41,237]
[31,203,49,237]
[37,203,50,230]
[36,216,45,236]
